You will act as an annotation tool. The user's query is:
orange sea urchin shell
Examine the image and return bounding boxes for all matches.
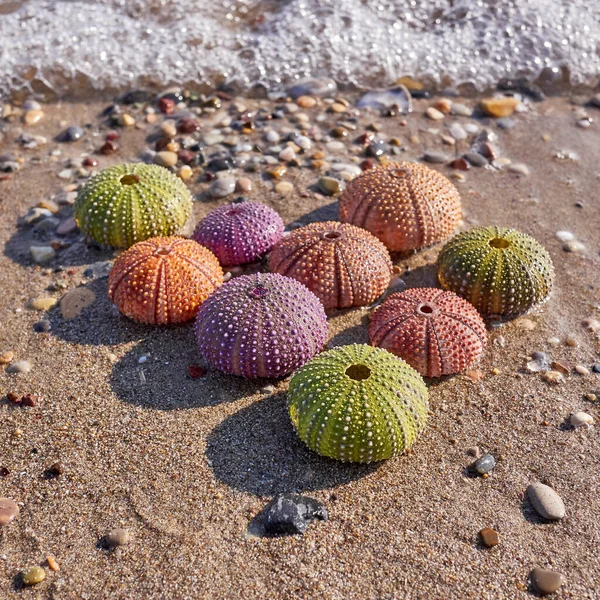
[108,236,223,324]
[369,287,486,377]
[339,161,462,252]
[268,221,392,310]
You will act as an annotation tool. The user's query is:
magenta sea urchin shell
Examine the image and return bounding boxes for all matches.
[195,272,328,378]
[369,288,487,377]
[192,201,284,266]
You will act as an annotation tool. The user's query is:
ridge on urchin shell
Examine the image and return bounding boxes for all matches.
[369,287,487,377]
[193,201,284,266]
[437,226,554,319]
[195,272,328,379]
[108,236,223,324]
[339,161,462,252]
[289,344,428,463]
[75,163,193,248]
[269,221,392,310]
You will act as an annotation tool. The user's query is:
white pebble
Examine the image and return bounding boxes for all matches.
[556,231,575,242]
[570,411,595,427]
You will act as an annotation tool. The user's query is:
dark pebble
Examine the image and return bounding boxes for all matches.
[63,126,84,142]
[208,157,234,172]
[365,140,388,157]
[99,140,119,155]
[177,118,200,134]
[33,319,51,333]
[121,90,152,105]
[178,150,196,165]
[592,364,600,373]
[20,394,37,407]
[82,157,98,167]
[83,260,112,279]
[450,157,470,171]
[48,462,64,476]
[464,152,489,167]
[157,97,176,114]
[0,467,9,477]
[263,493,328,535]
[6,392,20,403]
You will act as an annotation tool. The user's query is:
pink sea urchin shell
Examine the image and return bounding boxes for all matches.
[192,201,284,266]
[195,272,328,379]
[369,287,487,377]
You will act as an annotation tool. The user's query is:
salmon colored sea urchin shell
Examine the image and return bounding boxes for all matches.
[268,221,392,310]
[369,287,487,377]
[339,161,462,252]
[108,236,223,324]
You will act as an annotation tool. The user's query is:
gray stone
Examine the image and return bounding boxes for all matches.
[63,126,85,142]
[496,117,516,129]
[33,320,51,333]
[530,567,564,596]
[30,246,56,264]
[527,482,565,520]
[464,152,489,167]
[34,217,60,232]
[210,177,236,199]
[6,360,32,374]
[423,150,449,164]
[473,453,496,475]
[263,493,328,535]
[105,528,131,547]
[449,122,467,141]
[318,177,342,196]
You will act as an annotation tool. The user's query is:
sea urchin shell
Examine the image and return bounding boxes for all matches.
[289,344,428,463]
[339,161,462,252]
[195,273,328,379]
[268,221,392,310]
[75,163,193,248]
[108,236,223,324]
[437,226,554,319]
[192,201,285,266]
[369,288,487,377]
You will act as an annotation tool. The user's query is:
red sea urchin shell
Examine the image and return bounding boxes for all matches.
[194,272,328,379]
[192,201,285,266]
[369,287,486,377]
[268,221,392,310]
[108,236,223,324]
[339,161,462,252]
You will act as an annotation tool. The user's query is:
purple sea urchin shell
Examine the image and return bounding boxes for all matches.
[194,273,328,379]
[192,201,285,266]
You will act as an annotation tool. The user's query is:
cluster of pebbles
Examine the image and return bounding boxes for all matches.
[1,81,599,595]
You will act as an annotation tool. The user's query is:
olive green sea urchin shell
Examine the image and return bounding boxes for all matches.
[74,163,192,248]
[437,226,554,319]
[289,344,428,463]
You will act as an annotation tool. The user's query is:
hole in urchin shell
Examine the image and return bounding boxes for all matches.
[417,303,435,315]
[489,237,511,249]
[250,285,269,298]
[323,231,342,240]
[226,208,244,216]
[390,167,411,179]
[345,364,371,381]
[120,174,141,186]
[155,247,171,256]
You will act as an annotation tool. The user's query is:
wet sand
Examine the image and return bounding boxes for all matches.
[0,94,599,599]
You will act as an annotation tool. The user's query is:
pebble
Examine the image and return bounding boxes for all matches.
[326,141,345,152]
[279,146,296,161]
[30,297,57,311]
[527,482,566,520]
[530,567,564,596]
[527,352,550,372]
[570,411,594,427]
[366,140,388,157]
[154,151,178,168]
[464,152,488,167]
[555,230,575,242]
[6,360,32,374]
[34,320,51,333]
[542,370,564,384]
[22,566,46,586]
[106,528,131,547]
[450,157,470,171]
[449,123,467,141]
[46,556,60,572]
[275,181,294,194]
[0,498,19,526]
[60,288,96,319]
[357,86,412,113]
[473,454,496,475]
[57,169,73,180]
[423,150,449,164]
[30,245,56,264]
[266,165,287,179]
[551,360,570,375]
[83,261,112,279]
[24,207,52,225]
[479,527,499,547]
[575,365,589,376]
[64,125,85,141]
[288,78,337,98]
[563,240,585,253]
[592,364,600,373]
[0,351,14,364]
[296,95,317,108]
[177,165,193,181]
[480,96,520,118]
[263,493,328,535]
[295,136,312,150]
[508,163,530,176]
[161,121,177,138]
[318,177,342,195]
[496,117,516,129]
[24,110,44,126]
[451,103,473,117]
[426,107,445,120]
[464,123,479,134]
[210,178,236,199]
[547,337,561,347]
[235,177,253,193]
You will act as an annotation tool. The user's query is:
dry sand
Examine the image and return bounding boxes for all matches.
[0,95,599,599]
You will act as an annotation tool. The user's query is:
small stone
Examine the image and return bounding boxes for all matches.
[551,360,571,375]
[279,146,296,162]
[177,118,199,134]
[563,240,585,253]
[235,177,253,193]
[566,337,579,347]
[20,394,37,407]
[542,370,564,384]
[30,297,57,311]
[575,365,589,376]
[423,150,449,164]
[64,126,85,141]
[451,103,473,117]
[60,288,96,319]
[326,141,345,153]
[365,140,387,157]
[318,177,341,195]
[46,556,60,572]
[296,96,317,108]
[275,181,294,195]
[530,567,564,596]
[0,351,14,364]
[570,411,594,427]
[585,393,598,401]
[592,364,600,373]
[508,163,530,176]
[581,318,600,332]
[449,157,470,171]
[465,370,484,381]
[187,364,206,379]
[210,177,236,199]
[48,462,65,476]
[547,337,561,347]
[263,493,328,535]
[555,231,575,242]
[266,165,287,179]
[473,454,496,475]
[464,152,489,167]
[30,246,56,264]
[0,498,19,526]
[264,130,280,144]
[496,117,516,129]
[34,320,51,333]
[356,86,412,112]
[154,151,178,168]
[24,110,44,126]
[330,102,347,113]
[99,140,119,155]
[160,121,177,138]
[449,122,467,141]
[295,136,312,150]
[426,107,445,120]
[261,384,276,394]
[433,98,452,114]
[177,165,193,181]
[480,97,520,118]
[527,352,549,372]
[6,360,32,374]
[105,528,131,547]
[479,527,499,548]
[22,566,46,586]
[527,482,566,520]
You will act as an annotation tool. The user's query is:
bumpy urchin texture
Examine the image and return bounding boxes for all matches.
[108,236,223,324]
[195,272,328,379]
[75,163,192,248]
[338,161,462,252]
[437,226,554,319]
[369,288,487,377]
[268,221,392,310]
[289,344,428,463]
[192,201,285,266]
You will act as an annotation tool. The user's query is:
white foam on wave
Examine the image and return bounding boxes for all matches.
[0,0,598,96]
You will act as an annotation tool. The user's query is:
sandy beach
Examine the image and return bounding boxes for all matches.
[1,91,599,599]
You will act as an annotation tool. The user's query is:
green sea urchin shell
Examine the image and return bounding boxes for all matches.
[288,344,428,463]
[437,226,554,319]
[74,163,193,248]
